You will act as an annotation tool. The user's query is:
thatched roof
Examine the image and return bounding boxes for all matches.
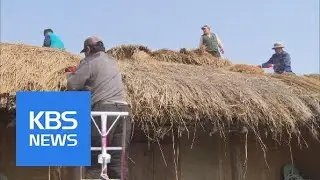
[0,43,319,140]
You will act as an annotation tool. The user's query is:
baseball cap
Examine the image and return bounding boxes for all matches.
[201,25,210,30]
[80,36,103,53]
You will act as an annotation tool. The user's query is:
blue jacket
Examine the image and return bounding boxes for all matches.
[43,33,65,49]
[262,51,292,73]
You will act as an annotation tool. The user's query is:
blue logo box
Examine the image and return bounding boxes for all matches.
[16,91,91,166]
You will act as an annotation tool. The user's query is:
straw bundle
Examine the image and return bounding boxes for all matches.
[0,43,320,140]
[106,45,151,60]
[151,48,232,68]
[0,43,80,92]
[131,51,154,62]
[229,64,264,75]
[105,45,232,68]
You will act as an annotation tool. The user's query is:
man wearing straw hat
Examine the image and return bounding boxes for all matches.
[199,25,225,58]
[66,36,131,180]
[258,42,293,74]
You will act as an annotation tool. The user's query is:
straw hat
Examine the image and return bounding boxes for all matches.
[272,42,285,49]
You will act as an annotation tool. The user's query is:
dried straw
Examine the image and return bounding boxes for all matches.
[268,73,320,94]
[151,48,232,68]
[106,44,151,60]
[0,43,80,92]
[1,43,320,140]
[304,74,320,81]
[105,45,232,68]
[229,64,264,75]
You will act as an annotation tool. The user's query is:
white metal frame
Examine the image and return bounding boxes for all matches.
[81,111,129,180]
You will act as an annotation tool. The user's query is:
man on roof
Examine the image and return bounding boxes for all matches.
[66,36,131,180]
[258,42,293,74]
[199,25,224,58]
[42,28,65,49]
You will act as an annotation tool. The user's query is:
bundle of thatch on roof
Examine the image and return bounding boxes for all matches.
[107,45,233,68]
[0,43,319,142]
[228,64,264,75]
[0,43,80,92]
[106,44,151,60]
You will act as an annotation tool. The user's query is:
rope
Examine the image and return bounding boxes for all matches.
[100,166,110,180]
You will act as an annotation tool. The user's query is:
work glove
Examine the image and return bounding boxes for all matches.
[65,66,76,73]
[257,64,272,68]
[265,63,272,68]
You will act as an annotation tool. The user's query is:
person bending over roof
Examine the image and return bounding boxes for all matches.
[42,28,65,49]
[66,36,131,180]
[199,25,225,58]
[258,42,293,74]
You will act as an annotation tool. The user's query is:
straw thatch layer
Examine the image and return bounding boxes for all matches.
[0,43,80,93]
[106,44,151,60]
[107,45,233,68]
[228,64,264,75]
[0,43,320,141]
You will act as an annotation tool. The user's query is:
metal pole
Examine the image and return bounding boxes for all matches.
[121,116,127,180]
[48,166,50,180]
[91,112,129,116]
[101,114,108,176]
[86,111,128,180]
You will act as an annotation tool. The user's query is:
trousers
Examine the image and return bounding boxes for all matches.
[87,103,132,180]
[207,50,221,58]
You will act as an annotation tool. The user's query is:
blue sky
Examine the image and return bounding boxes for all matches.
[1,0,319,74]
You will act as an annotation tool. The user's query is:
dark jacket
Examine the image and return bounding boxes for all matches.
[262,51,292,73]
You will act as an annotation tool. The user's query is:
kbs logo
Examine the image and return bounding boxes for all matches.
[29,111,78,147]
[16,91,91,166]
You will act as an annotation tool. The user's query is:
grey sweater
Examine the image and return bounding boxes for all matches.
[67,52,126,106]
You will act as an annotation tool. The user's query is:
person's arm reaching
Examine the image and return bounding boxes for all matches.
[67,60,91,90]
[261,55,274,68]
[216,34,224,54]
[283,53,292,72]
[43,35,51,47]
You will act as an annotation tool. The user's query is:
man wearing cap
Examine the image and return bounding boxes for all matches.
[258,42,293,74]
[199,25,224,58]
[42,28,65,49]
[67,36,132,180]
